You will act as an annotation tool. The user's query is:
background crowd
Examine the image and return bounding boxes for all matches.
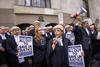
[0,19,100,67]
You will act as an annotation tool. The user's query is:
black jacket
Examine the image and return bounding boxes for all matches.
[6,35,19,67]
[33,37,47,67]
[74,26,92,51]
[0,36,7,65]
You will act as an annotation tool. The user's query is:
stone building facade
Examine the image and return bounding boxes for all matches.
[0,0,99,29]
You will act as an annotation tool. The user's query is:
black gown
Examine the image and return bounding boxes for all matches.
[46,37,72,67]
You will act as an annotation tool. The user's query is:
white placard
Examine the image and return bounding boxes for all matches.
[18,35,33,58]
[68,45,85,67]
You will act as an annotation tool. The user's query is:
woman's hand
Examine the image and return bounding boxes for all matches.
[52,38,58,50]
[0,46,5,52]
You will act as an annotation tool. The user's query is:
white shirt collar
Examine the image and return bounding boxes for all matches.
[14,35,19,45]
[85,28,89,35]
[66,31,72,34]
[0,34,6,40]
[56,37,63,46]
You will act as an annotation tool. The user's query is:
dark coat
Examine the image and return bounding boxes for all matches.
[91,31,98,40]
[6,35,19,67]
[45,32,55,44]
[74,26,83,45]
[74,26,92,51]
[91,39,100,67]
[90,31,100,67]
[28,29,35,37]
[6,36,18,55]
[0,36,7,65]
[46,36,72,67]
[74,26,92,67]
[94,39,100,60]
[32,37,47,67]
[90,30,98,56]
[92,31,100,58]
[81,28,92,51]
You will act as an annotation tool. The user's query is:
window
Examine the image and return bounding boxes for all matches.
[24,0,51,8]
[46,0,51,8]
[25,0,31,6]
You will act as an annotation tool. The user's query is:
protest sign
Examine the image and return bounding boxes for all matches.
[68,45,85,67]
[18,35,33,58]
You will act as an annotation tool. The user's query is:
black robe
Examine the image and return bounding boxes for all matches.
[46,37,72,67]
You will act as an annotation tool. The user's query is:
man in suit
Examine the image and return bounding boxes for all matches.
[89,24,98,56]
[90,26,100,67]
[74,20,92,67]
[6,26,22,67]
[45,26,55,44]
[28,25,35,37]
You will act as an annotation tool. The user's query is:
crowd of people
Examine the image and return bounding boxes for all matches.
[0,19,100,67]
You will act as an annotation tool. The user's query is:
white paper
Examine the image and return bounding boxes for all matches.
[18,58,25,63]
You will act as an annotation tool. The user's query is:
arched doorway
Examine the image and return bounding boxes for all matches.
[45,23,57,27]
[16,23,33,30]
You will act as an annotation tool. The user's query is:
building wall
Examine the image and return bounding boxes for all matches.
[0,0,16,27]
[51,0,60,9]
[14,6,60,15]
[15,14,58,26]
[61,0,83,14]
[1,0,97,27]
[17,0,25,6]
[0,0,15,8]
[88,0,100,23]
[0,9,16,27]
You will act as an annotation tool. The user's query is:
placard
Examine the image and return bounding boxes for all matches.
[18,35,33,58]
[68,45,85,67]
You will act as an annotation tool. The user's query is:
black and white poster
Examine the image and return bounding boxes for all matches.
[18,35,33,58]
[68,45,85,67]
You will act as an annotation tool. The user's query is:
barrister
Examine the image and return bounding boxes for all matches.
[46,24,72,67]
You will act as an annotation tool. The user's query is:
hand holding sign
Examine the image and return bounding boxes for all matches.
[0,47,5,52]
[97,35,100,40]
[18,35,33,58]
[0,43,5,52]
[97,32,100,40]
[68,45,85,67]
